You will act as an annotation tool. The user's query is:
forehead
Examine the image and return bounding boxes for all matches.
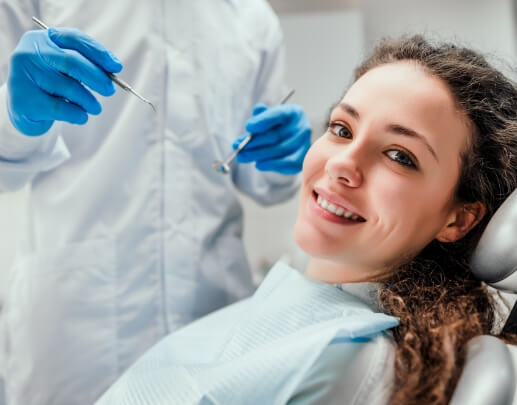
[342,61,462,120]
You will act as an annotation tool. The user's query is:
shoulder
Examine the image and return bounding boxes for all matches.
[226,0,283,45]
[227,0,278,20]
[288,333,395,405]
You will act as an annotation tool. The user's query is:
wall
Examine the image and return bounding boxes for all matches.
[359,0,517,78]
[268,0,356,14]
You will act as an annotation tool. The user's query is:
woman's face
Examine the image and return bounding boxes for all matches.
[294,61,473,282]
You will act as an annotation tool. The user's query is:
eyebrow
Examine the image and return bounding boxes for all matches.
[337,102,360,120]
[387,124,438,162]
[336,102,439,162]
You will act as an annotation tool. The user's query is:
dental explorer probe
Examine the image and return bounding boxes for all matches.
[212,88,296,175]
[31,16,156,112]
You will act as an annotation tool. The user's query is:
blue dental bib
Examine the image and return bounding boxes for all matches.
[96,261,398,404]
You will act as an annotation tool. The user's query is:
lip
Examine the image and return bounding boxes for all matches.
[313,186,366,220]
[309,191,366,226]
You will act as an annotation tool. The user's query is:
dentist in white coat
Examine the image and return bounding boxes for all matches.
[0,0,312,404]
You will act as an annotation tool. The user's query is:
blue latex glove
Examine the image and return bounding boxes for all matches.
[232,103,311,175]
[7,27,123,136]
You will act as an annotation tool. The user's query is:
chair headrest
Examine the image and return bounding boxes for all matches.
[471,189,517,293]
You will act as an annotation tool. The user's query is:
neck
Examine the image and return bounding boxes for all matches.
[304,257,389,284]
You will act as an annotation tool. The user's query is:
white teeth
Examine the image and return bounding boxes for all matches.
[316,195,363,221]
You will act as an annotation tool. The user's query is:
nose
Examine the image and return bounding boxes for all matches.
[325,145,364,188]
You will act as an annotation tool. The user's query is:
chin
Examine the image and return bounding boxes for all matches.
[294,219,339,258]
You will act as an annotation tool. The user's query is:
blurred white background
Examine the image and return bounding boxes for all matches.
[0,0,516,295]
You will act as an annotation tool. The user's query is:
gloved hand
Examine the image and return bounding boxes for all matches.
[7,27,123,136]
[232,104,311,175]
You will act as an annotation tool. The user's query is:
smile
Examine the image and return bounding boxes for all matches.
[316,194,365,221]
[311,190,366,224]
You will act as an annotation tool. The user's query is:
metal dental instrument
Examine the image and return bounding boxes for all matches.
[31,16,156,112]
[212,88,295,175]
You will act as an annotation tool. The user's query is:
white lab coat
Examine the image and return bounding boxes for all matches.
[0,1,298,404]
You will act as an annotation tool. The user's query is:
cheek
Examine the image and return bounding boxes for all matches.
[371,173,416,216]
[374,174,454,243]
[301,140,326,179]
[373,167,453,216]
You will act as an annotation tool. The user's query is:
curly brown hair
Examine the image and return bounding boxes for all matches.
[353,35,517,405]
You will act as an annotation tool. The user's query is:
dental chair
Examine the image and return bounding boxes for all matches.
[450,188,517,405]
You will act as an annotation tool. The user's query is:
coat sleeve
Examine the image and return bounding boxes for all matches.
[230,1,301,206]
[0,1,70,192]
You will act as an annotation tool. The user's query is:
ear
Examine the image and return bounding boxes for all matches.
[436,201,486,243]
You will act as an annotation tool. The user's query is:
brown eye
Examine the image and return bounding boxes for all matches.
[386,149,417,169]
[328,123,352,139]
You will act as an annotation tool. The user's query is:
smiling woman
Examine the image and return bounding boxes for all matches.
[296,61,481,284]
[95,36,517,405]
